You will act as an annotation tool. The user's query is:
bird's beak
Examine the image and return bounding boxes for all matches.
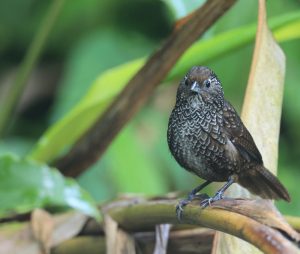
[190,81,201,93]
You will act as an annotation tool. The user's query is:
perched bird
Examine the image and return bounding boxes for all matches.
[167,66,290,219]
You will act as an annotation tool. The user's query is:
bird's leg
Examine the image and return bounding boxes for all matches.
[200,175,236,208]
[176,180,211,220]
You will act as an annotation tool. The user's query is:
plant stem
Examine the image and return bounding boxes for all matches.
[106,199,300,254]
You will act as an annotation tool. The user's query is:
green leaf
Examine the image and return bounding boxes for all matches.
[78,121,168,199]
[29,58,145,162]
[29,11,300,163]
[51,29,155,121]
[274,20,300,42]
[107,123,168,195]
[0,154,100,220]
[168,11,300,80]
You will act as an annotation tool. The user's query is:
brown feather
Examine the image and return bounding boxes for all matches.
[238,166,290,202]
[223,100,263,163]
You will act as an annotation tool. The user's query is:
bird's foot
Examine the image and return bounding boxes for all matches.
[176,199,191,221]
[176,193,209,220]
[200,191,224,208]
[175,181,212,221]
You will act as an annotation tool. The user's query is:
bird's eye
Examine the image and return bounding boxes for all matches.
[204,79,211,88]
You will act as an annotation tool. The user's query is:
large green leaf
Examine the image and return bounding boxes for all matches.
[29,11,300,163]
[29,58,145,162]
[107,123,168,195]
[51,29,155,122]
[78,121,168,200]
[0,154,100,220]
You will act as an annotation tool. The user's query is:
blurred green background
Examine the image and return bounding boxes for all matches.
[0,0,299,218]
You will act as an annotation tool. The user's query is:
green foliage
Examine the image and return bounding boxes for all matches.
[50,30,155,122]
[1,0,300,219]
[29,11,300,164]
[0,154,100,220]
[29,58,145,162]
[107,123,168,194]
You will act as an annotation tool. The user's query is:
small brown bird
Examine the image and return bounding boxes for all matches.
[167,66,290,219]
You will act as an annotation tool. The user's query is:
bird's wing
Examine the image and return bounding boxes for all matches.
[222,100,263,163]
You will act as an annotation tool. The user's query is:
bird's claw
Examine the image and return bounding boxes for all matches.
[176,193,210,220]
[176,199,190,221]
[200,197,213,207]
[200,191,224,208]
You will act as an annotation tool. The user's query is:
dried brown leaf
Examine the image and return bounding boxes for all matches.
[115,228,136,254]
[51,211,88,247]
[241,5,285,174]
[0,222,41,254]
[31,209,54,254]
[0,211,89,254]
[104,214,135,254]
[104,215,118,254]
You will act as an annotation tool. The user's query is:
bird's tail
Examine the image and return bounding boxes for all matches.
[238,166,290,202]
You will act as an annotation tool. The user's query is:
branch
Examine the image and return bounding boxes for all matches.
[52,228,215,254]
[104,199,300,254]
[52,236,106,254]
[1,199,299,253]
[55,0,237,177]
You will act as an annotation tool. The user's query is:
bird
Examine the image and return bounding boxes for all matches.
[167,66,290,220]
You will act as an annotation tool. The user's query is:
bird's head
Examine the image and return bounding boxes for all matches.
[176,66,224,108]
